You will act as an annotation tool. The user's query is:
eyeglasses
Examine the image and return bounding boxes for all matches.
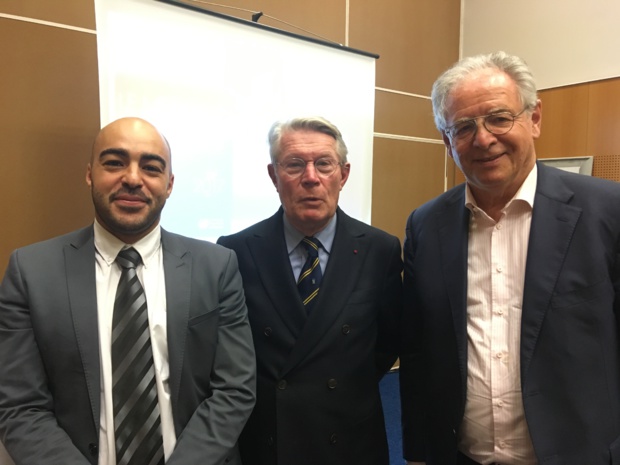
[276,157,342,178]
[444,108,527,143]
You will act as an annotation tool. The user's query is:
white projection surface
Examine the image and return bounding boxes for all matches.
[95,0,376,241]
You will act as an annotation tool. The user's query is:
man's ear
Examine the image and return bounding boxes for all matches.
[267,164,278,190]
[530,99,542,139]
[442,132,455,160]
[339,163,351,190]
[166,173,174,198]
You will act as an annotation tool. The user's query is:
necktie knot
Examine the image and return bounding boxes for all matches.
[301,237,321,258]
[116,247,142,270]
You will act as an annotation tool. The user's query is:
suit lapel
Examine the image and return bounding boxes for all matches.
[64,226,100,430]
[437,190,470,394]
[246,212,308,338]
[161,230,191,411]
[520,163,581,383]
[280,210,366,376]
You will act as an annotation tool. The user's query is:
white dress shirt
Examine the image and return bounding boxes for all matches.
[459,165,538,465]
[93,220,176,464]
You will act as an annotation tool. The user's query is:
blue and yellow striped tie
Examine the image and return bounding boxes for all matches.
[297,237,323,312]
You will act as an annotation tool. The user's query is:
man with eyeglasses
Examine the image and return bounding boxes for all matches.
[218,116,402,465]
[400,51,620,465]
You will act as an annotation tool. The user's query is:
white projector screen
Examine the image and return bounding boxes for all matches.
[94,0,376,242]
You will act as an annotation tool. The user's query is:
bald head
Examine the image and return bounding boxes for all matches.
[92,117,171,170]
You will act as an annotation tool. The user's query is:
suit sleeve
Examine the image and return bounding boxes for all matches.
[0,251,91,464]
[167,249,256,465]
[375,235,403,377]
[399,211,428,462]
[615,231,620,341]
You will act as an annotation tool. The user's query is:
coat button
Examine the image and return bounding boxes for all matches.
[327,378,338,389]
[88,443,98,456]
[264,327,272,337]
[341,324,351,334]
[329,433,338,444]
[277,379,287,390]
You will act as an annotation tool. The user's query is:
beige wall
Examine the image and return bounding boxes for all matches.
[462,0,620,90]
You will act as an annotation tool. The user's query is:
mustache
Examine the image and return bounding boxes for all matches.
[109,188,150,203]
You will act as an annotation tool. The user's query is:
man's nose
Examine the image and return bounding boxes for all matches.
[122,165,143,186]
[301,162,320,183]
[472,121,497,148]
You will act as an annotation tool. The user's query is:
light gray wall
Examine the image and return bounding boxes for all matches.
[462,0,620,89]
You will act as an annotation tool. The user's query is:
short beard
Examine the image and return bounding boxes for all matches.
[91,188,165,240]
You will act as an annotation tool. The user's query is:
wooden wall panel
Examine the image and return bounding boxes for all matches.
[1,5,99,463]
[535,84,589,158]
[177,0,346,44]
[349,0,460,95]
[536,77,620,183]
[1,0,96,29]
[587,79,620,156]
[358,0,460,231]
[374,91,437,139]
[592,154,620,182]
[0,17,100,273]
[372,138,446,240]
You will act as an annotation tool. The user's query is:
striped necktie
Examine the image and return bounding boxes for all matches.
[297,237,323,312]
[111,247,164,465]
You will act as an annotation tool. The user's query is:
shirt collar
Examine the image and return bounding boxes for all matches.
[283,212,337,255]
[93,219,162,267]
[465,163,537,212]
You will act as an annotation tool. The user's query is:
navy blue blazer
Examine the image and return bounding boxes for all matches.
[218,207,402,465]
[400,162,620,464]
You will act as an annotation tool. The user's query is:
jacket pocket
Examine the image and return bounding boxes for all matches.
[550,278,609,309]
[188,308,218,326]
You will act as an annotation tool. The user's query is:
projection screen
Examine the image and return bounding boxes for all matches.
[94,0,377,241]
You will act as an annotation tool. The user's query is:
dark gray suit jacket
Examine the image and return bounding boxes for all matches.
[400,162,620,464]
[0,226,256,465]
[218,208,402,465]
